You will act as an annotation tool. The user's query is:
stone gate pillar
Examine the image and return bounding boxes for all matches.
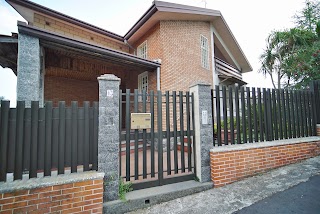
[97,74,120,201]
[17,33,43,107]
[190,83,213,182]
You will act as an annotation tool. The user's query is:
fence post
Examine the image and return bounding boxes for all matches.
[310,80,320,135]
[189,83,213,182]
[97,74,120,201]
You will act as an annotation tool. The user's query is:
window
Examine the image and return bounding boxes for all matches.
[200,35,209,69]
[138,71,148,93]
[137,41,147,59]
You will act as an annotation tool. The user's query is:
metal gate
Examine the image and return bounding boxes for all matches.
[119,89,196,190]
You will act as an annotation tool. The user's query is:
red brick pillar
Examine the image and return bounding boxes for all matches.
[317,124,320,136]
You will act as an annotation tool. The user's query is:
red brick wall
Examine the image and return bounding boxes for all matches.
[132,23,161,92]
[0,179,103,213]
[210,141,320,187]
[44,48,143,106]
[132,21,213,92]
[160,20,213,92]
[45,76,99,107]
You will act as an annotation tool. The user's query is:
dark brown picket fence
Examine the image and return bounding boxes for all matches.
[212,81,319,146]
[0,101,99,182]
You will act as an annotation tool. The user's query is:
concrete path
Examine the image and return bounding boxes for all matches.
[235,174,320,214]
[127,156,320,214]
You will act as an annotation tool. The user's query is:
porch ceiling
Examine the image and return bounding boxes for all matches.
[44,47,150,81]
[0,34,18,74]
[218,74,247,86]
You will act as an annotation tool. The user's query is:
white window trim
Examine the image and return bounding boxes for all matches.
[137,40,147,59]
[138,71,148,101]
[200,35,210,70]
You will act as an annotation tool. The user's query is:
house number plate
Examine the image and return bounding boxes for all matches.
[131,113,151,129]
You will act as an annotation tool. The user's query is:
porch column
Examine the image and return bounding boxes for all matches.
[190,83,213,182]
[97,74,120,201]
[17,33,42,107]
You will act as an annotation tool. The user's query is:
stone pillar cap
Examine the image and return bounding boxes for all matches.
[189,81,212,88]
[97,74,120,81]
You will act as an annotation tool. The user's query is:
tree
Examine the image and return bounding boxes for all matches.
[259,28,316,88]
[260,31,286,89]
[283,21,320,88]
[0,96,5,106]
[294,0,320,32]
[260,1,320,89]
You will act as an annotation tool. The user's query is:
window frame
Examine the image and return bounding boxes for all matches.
[200,35,210,70]
[138,71,149,93]
[137,40,148,59]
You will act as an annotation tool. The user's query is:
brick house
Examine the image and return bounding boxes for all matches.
[0,0,252,106]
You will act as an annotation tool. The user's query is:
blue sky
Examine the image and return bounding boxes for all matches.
[0,0,305,103]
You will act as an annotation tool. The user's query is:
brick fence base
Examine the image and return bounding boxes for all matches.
[210,137,320,187]
[0,172,104,213]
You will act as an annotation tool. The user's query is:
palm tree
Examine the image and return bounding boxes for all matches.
[260,45,278,89]
[259,28,317,88]
[260,1,320,89]
[259,31,287,89]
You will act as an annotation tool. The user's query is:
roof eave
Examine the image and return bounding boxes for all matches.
[124,4,157,40]
[124,1,221,40]
[17,22,160,69]
[219,16,253,72]
[155,1,221,16]
[6,0,124,42]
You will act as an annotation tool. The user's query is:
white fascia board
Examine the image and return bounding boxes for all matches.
[210,23,219,86]
[10,2,34,23]
[211,25,241,71]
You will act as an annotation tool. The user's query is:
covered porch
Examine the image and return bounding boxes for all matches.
[42,46,158,107]
[0,22,161,107]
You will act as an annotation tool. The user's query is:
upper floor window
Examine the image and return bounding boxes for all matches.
[137,41,147,59]
[200,35,209,69]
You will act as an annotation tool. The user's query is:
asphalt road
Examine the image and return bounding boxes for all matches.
[234,174,320,214]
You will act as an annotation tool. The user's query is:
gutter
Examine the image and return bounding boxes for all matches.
[124,39,136,55]
[0,37,18,43]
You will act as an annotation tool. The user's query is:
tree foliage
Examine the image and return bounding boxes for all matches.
[294,0,320,31]
[0,96,4,106]
[260,0,320,89]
